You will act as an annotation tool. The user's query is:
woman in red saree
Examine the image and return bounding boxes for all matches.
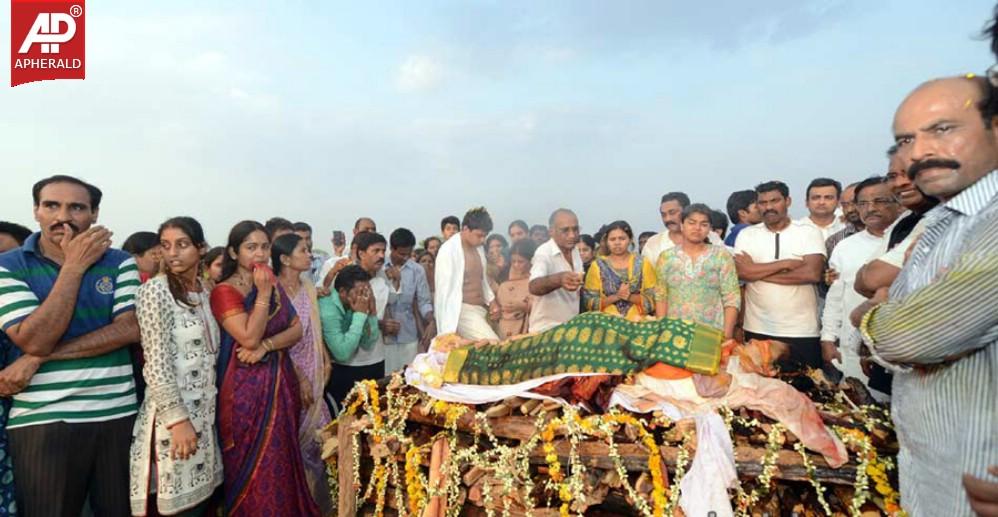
[210,220,319,516]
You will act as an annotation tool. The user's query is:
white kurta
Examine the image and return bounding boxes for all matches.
[130,276,223,515]
[820,230,885,386]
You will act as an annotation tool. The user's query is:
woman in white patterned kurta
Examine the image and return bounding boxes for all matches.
[129,218,223,516]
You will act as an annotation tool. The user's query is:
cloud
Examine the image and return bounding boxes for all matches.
[421,0,860,79]
[228,87,279,111]
[396,54,445,92]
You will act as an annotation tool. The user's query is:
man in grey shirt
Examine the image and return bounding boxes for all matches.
[383,228,434,373]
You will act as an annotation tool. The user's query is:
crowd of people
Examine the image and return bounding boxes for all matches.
[0,34,997,517]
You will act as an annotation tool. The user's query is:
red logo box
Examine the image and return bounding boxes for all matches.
[10,0,85,87]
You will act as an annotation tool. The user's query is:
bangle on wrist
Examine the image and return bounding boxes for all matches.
[262,339,274,352]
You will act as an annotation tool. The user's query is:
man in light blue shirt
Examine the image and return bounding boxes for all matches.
[383,228,434,373]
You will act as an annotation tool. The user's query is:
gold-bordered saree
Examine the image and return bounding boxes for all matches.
[443,312,723,385]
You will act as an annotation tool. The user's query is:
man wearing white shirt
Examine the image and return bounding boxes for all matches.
[820,177,901,398]
[529,209,583,333]
[854,148,939,299]
[797,178,846,241]
[850,147,938,399]
[734,181,826,369]
[322,231,393,408]
[641,192,689,265]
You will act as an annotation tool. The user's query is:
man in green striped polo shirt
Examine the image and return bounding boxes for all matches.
[0,175,140,517]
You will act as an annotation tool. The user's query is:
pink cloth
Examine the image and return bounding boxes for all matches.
[289,288,333,514]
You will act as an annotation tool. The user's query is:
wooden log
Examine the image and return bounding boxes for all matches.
[406,407,541,441]
[463,465,488,487]
[527,440,858,485]
[337,414,357,517]
[502,396,526,409]
[460,505,562,517]
[484,404,511,418]
[423,437,447,517]
[520,399,541,415]
[634,472,653,495]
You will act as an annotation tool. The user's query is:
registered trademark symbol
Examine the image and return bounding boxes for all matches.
[70,5,83,17]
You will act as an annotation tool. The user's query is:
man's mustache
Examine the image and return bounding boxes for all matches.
[763,210,778,216]
[907,158,960,180]
[50,222,80,233]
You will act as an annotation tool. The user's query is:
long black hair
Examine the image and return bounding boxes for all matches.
[271,233,303,277]
[158,216,207,307]
[220,220,267,282]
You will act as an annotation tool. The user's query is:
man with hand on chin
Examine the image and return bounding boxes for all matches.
[0,174,140,516]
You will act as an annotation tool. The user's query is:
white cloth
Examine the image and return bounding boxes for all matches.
[433,234,494,336]
[821,230,886,342]
[680,413,738,517]
[385,341,419,374]
[640,231,677,265]
[797,216,846,243]
[315,253,348,288]
[528,239,583,333]
[734,221,826,337]
[879,217,928,269]
[869,211,909,258]
[457,304,499,340]
[404,350,599,405]
[820,230,886,385]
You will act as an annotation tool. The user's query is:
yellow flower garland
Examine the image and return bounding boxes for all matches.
[329,376,902,517]
[404,445,426,516]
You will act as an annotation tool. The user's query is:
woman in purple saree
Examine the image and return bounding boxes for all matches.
[210,221,320,516]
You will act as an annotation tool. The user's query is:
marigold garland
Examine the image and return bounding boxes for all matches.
[328,375,901,517]
[405,445,427,516]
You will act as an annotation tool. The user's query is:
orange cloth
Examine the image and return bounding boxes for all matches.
[643,339,740,380]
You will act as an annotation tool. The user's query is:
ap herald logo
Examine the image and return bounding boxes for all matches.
[10,0,85,87]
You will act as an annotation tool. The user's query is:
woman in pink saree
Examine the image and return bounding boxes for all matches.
[271,233,334,514]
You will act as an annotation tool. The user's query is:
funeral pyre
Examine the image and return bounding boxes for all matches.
[320,317,903,516]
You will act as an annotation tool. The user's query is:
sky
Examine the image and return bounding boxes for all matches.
[1,0,995,251]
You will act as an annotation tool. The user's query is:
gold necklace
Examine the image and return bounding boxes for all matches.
[234,271,251,288]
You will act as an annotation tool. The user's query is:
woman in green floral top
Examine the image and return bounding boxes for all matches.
[654,204,740,338]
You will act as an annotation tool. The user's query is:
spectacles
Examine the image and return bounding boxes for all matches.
[856,198,897,209]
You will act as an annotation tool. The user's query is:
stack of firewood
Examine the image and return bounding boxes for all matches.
[321,376,899,516]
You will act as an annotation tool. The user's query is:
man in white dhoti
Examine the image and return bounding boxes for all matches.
[434,207,499,340]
